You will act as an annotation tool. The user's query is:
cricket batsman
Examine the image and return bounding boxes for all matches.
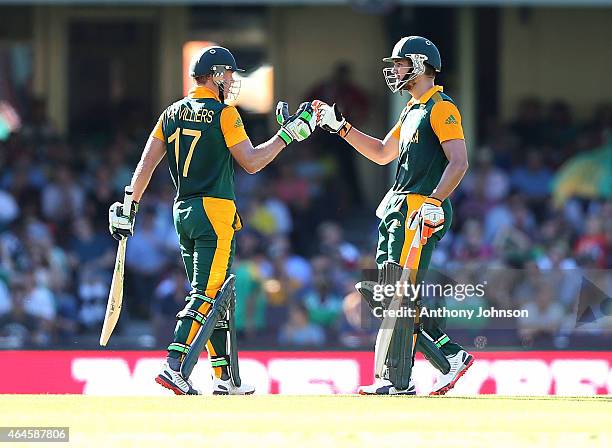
[108,46,316,395]
[314,36,473,395]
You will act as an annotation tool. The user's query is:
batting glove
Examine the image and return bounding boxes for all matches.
[408,197,445,245]
[312,100,353,138]
[108,200,139,241]
[276,101,316,146]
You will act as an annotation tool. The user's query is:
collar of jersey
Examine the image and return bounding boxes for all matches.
[407,85,443,107]
[188,86,220,101]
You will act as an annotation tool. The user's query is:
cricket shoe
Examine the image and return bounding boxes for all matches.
[430,350,474,396]
[212,376,255,395]
[155,362,200,395]
[358,378,416,395]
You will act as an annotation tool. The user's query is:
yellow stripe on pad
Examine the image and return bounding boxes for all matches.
[202,197,236,298]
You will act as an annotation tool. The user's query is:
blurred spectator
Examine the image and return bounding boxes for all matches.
[234,255,266,339]
[452,220,493,263]
[85,166,116,231]
[278,304,325,347]
[246,194,278,237]
[305,62,369,126]
[574,216,607,268]
[266,236,312,291]
[0,189,19,226]
[302,271,343,330]
[0,279,10,316]
[77,270,108,331]
[68,218,114,272]
[52,280,79,343]
[0,280,39,348]
[260,236,311,334]
[41,165,85,223]
[318,222,360,269]
[510,150,553,203]
[518,280,566,345]
[125,208,169,316]
[151,268,189,346]
[20,97,58,144]
[338,291,377,348]
[20,271,56,323]
[272,164,310,206]
[263,194,293,236]
[460,149,509,203]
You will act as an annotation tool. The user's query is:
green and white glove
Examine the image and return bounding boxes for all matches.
[276,101,316,146]
[108,187,139,241]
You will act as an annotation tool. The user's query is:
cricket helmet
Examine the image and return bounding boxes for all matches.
[189,46,244,101]
[382,36,441,93]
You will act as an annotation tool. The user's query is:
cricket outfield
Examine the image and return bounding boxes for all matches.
[1,395,610,447]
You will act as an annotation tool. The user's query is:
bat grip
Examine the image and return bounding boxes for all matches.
[123,186,134,216]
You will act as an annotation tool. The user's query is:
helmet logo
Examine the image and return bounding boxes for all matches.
[209,49,216,54]
[425,40,432,46]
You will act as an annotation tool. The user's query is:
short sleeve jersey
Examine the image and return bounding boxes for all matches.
[150,86,249,201]
[389,85,464,195]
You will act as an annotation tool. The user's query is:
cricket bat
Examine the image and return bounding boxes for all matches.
[100,187,133,346]
[373,220,422,378]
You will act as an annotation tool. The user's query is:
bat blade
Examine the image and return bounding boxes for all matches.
[99,237,127,346]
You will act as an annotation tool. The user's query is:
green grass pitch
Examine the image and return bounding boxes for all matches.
[1,395,610,447]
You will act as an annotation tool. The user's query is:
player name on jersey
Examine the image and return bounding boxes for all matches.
[167,104,215,124]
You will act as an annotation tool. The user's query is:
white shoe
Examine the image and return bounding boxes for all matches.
[430,350,474,396]
[155,362,200,395]
[358,378,416,395]
[212,376,255,395]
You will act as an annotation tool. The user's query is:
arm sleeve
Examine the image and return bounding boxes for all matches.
[430,101,465,143]
[220,106,249,147]
[150,112,165,142]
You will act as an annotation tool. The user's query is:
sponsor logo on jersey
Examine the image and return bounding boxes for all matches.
[445,114,458,125]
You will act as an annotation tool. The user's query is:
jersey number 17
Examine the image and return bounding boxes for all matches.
[168,127,202,177]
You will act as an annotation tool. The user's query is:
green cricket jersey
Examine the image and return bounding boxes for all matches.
[152,86,249,201]
[391,85,464,195]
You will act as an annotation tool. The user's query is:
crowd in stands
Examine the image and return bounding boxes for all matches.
[0,94,611,351]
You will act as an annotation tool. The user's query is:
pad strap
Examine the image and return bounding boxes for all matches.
[435,334,450,347]
[168,342,190,354]
[210,356,229,367]
[177,308,207,324]
[215,319,229,330]
[192,293,214,304]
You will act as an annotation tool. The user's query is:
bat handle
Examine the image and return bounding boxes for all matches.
[123,186,134,216]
